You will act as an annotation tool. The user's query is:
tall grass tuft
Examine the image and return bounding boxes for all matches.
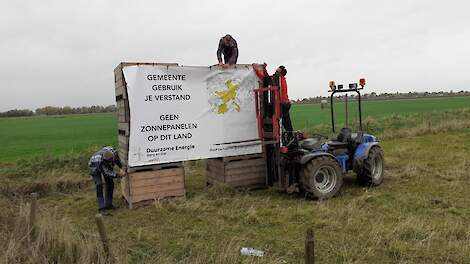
[0,197,124,264]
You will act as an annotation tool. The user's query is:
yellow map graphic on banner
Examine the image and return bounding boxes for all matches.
[214,80,241,114]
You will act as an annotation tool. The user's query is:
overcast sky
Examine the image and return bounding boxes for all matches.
[1,0,469,111]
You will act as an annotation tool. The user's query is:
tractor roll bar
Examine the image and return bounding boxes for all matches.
[329,88,363,133]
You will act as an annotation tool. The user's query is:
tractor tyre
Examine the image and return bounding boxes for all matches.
[301,156,343,200]
[357,146,384,186]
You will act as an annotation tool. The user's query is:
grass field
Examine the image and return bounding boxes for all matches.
[291,96,470,129]
[0,113,117,161]
[1,128,470,263]
[0,96,469,161]
[1,96,470,263]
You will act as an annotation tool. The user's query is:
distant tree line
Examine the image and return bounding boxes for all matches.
[294,90,470,104]
[35,105,116,115]
[0,109,34,118]
[0,105,116,118]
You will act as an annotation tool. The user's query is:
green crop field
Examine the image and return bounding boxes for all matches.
[291,96,470,129]
[0,113,117,161]
[0,96,469,161]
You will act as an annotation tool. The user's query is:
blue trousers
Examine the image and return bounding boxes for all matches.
[91,173,114,210]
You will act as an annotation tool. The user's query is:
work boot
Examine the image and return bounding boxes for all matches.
[105,205,117,210]
[98,208,112,216]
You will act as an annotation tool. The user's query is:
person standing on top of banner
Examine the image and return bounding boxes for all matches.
[217,34,238,67]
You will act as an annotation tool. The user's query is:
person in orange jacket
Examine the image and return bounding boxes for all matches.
[273,65,294,138]
[253,64,294,140]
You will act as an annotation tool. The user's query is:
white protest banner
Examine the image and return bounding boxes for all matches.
[123,65,262,167]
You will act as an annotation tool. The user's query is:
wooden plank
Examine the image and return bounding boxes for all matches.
[222,153,264,162]
[114,63,122,75]
[226,173,265,184]
[121,175,130,198]
[206,158,224,167]
[206,161,225,173]
[132,185,185,196]
[118,135,129,149]
[206,171,224,182]
[206,170,224,182]
[206,175,218,183]
[130,189,185,203]
[115,75,125,86]
[229,169,266,180]
[131,175,184,188]
[116,100,130,123]
[116,99,127,109]
[114,69,123,82]
[226,170,265,179]
[206,168,223,178]
[227,177,266,187]
[225,158,265,170]
[130,168,184,180]
[114,63,125,86]
[118,122,130,136]
[118,151,128,167]
[128,162,183,173]
[118,147,128,157]
[206,163,225,176]
[115,84,127,100]
[226,165,265,176]
[129,168,184,181]
[226,167,266,179]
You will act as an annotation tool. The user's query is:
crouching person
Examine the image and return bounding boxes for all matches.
[88,146,125,213]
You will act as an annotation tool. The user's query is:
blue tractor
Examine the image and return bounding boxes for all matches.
[275,79,385,199]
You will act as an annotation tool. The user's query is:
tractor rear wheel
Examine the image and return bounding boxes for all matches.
[357,146,384,186]
[301,156,343,200]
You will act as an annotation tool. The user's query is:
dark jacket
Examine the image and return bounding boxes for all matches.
[256,70,290,104]
[88,146,122,178]
[217,37,238,64]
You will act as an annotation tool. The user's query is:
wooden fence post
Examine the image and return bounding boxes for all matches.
[29,192,38,241]
[305,228,315,264]
[95,213,114,263]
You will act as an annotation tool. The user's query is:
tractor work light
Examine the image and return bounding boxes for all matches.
[359,78,366,88]
[337,84,344,90]
[329,80,336,90]
[349,83,358,89]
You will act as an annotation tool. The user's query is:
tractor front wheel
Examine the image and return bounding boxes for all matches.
[357,146,384,186]
[301,156,343,200]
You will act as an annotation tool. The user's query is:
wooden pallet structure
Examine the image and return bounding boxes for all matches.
[114,62,185,208]
[120,163,185,208]
[206,153,267,190]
